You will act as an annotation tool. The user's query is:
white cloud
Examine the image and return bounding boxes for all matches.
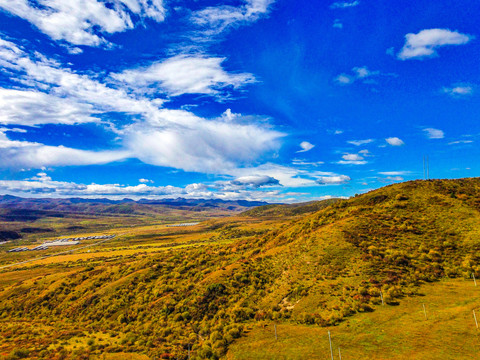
[384,176,404,182]
[442,84,474,97]
[296,141,315,153]
[397,28,474,60]
[335,66,387,85]
[385,137,404,146]
[124,109,284,173]
[0,172,295,202]
[112,55,255,98]
[423,128,444,139]
[353,66,377,78]
[378,171,411,176]
[342,153,363,161]
[333,19,343,29]
[219,175,280,190]
[0,0,166,46]
[0,37,283,174]
[316,175,350,185]
[338,153,366,165]
[448,140,473,145]
[139,178,154,183]
[191,0,275,36]
[330,1,360,9]
[229,163,348,188]
[0,37,156,117]
[335,74,353,85]
[292,159,324,166]
[0,131,129,168]
[347,139,374,146]
[0,88,99,126]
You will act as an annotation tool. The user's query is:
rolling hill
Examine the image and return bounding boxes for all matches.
[1,178,480,359]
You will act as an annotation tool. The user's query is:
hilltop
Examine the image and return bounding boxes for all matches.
[1,178,480,359]
[241,198,340,217]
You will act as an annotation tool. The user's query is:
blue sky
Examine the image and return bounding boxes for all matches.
[0,0,478,202]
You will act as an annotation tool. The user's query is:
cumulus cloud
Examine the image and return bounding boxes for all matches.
[0,172,289,202]
[338,153,366,165]
[296,141,315,153]
[347,139,373,146]
[229,163,349,188]
[222,175,280,190]
[112,55,255,98]
[124,109,284,173]
[423,128,444,139]
[316,175,350,185]
[330,1,359,9]
[397,28,474,60]
[191,0,275,36]
[0,0,166,47]
[139,178,154,183]
[442,84,474,97]
[385,137,404,146]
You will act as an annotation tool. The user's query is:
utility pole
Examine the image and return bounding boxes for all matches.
[423,156,426,180]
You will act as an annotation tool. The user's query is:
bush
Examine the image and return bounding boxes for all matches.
[7,348,29,360]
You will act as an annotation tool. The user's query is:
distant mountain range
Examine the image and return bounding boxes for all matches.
[0,194,270,221]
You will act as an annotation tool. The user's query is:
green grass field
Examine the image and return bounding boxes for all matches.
[228,278,480,359]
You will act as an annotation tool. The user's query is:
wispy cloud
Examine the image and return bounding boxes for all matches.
[333,19,343,28]
[330,1,360,9]
[448,140,473,145]
[378,171,411,176]
[191,0,275,36]
[397,28,474,60]
[423,128,444,139]
[335,66,393,85]
[347,139,374,146]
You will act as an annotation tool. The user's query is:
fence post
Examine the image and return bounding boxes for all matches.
[328,331,334,360]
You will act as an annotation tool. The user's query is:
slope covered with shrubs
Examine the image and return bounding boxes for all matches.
[1,178,480,359]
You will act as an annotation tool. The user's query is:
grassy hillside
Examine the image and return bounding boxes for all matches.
[241,198,339,217]
[1,178,480,359]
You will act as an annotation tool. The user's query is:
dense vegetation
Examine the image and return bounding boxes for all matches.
[1,178,480,359]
